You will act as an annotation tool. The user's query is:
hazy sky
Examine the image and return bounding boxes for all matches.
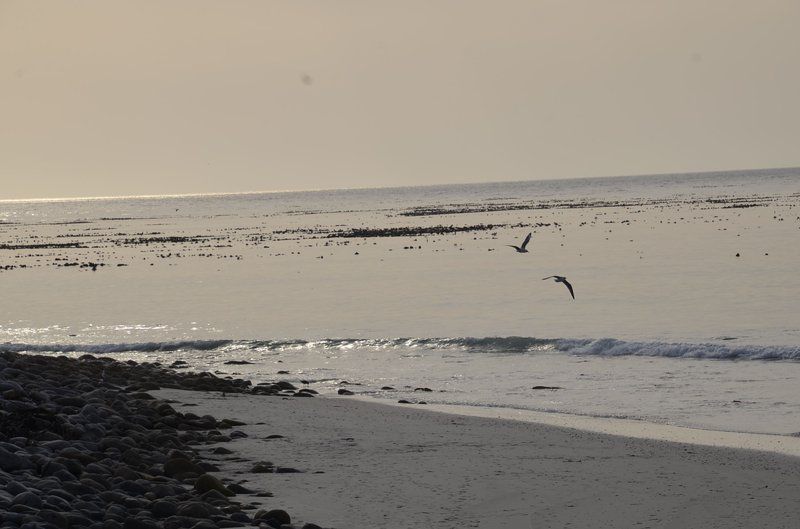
[2,1,799,199]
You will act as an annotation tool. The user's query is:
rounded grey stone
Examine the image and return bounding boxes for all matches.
[12,491,42,509]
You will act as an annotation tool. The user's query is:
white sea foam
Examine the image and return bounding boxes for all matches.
[6,336,800,361]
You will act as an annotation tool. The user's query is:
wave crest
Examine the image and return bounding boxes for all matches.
[554,338,800,360]
[2,336,799,361]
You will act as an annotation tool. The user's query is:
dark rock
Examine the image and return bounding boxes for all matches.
[194,473,233,496]
[98,490,126,504]
[0,510,25,523]
[53,456,84,476]
[199,461,222,471]
[53,468,78,482]
[218,419,246,428]
[39,509,69,528]
[12,491,42,509]
[163,457,203,477]
[229,512,251,523]
[250,461,274,473]
[531,385,561,390]
[64,513,94,527]
[114,467,142,481]
[151,484,180,499]
[223,360,253,365]
[104,502,128,518]
[116,479,148,496]
[254,509,290,525]
[227,483,255,494]
[216,521,247,528]
[414,387,432,392]
[168,449,193,461]
[54,396,87,408]
[85,462,111,475]
[212,447,233,455]
[6,480,29,495]
[151,499,179,518]
[0,446,34,471]
[337,389,354,396]
[189,522,219,529]
[44,495,72,511]
[177,501,211,518]
[124,518,161,529]
[200,488,230,505]
[122,448,144,467]
[9,503,37,514]
[275,467,303,474]
[163,516,202,529]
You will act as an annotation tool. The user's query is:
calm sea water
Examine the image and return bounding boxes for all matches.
[2,168,800,434]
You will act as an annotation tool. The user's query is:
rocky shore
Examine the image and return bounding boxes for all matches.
[0,351,326,529]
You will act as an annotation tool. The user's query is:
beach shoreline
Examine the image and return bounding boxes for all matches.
[352,397,800,458]
[156,388,800,529]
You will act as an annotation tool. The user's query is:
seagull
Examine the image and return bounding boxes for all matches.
[507,232,532,253]
[542,275,575,299]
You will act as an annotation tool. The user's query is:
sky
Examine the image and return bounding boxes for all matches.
[2,0,799,200]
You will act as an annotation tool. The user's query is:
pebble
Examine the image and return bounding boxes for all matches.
[254,508,291,525]
[151,499,179,518]
[250,461,275,473]
[195,473,234,496]
[12,491,42,509]
[177,501,211,518]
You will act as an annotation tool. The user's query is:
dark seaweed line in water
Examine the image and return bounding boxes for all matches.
[398,194,779,217]
[115,235,228,246]
[326,224,516,238]
[0,242,86,250]
[270,223,533,239]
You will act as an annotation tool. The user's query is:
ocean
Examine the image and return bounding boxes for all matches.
[2,167,799,435]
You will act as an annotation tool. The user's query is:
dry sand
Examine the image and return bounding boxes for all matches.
[155,389,800,529]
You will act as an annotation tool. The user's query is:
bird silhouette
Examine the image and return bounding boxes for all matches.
[507,232,532,253]
[542,275,575,299]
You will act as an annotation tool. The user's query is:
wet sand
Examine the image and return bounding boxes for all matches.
[155,389,800,529]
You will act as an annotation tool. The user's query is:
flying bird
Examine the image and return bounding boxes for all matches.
[507,232,532,253]
[542,275,575,299]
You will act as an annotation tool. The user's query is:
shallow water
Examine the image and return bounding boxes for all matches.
[2,168,800,435]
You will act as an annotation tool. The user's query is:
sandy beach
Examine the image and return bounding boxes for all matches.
[155,389,800,529]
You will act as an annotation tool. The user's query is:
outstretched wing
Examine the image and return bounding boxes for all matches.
[562,279,575,299]
[507,245,521,251]
[542,276,555,280]
[521,232,532,250]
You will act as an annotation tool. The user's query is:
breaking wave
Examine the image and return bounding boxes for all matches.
[2,336,800,361]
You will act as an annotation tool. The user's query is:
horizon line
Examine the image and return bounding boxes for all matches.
[2,165,798,204]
